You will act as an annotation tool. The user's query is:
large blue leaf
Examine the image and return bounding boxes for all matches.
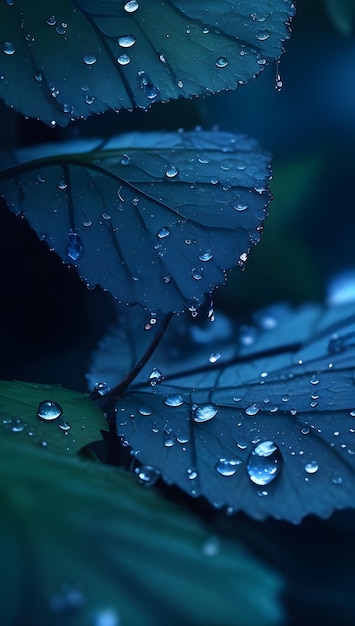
[89,300,355,522]
[0,0,295,126]
[0,130,271,313]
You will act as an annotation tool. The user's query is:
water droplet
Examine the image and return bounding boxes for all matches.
[216,57,229,68]
[118,34,136,48]
[234,203,248,211]
[47,16,56,26]
[34,72,43,82]
[199,251,213,262]
[137,405,153,416]
[192,402,218,423]
[187,468,198,480]
[135,465,160,486]
[37,400,63,421]
[209,352,221,364]
[157,226,170,239]
[138,71,159,100]
[305,461,318,474]
[124,0,139,12]
[165,165,179,178]
[94,382,111,397]
[164,435,175,447]
[117,54,131,66]
[256,31,270,40]
[247,441,282,486]
[310,374,320,385]
[191,267,203,280]
[58,420,71,431]
[66,230,83,262]
[57,180,67,190]
[164,395,184,407]
[3,41,15,55]
[215,458,242,476]
[83,54,97,65]
[245,403,259,416]
[4,418,26,433]
[149,368,164,386]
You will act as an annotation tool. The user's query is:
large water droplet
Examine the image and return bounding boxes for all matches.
[165,165,179,178]
[66,230,83,262]
[245,403,259,416]
[157,226,170,239]
[124,0,139,12]
[135,465,160,486]
[3,41,15,55]
[247,441,282,486]
[138,71,159,100]
[37,400,63,421]
[215,458,242,476]
[305,460,319,474]
[83,54,97,65]
[149,368,164,386]
[137,405,153,416]
[117,54,131,66]
[118,34,136,48]
[165,395,184,407]
[192,402,218,423]
[215,56,228,68]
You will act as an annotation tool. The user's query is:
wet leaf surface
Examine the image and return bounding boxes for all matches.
[90,301,355,522]
[0,380,108,454]
[0,130,271,313]
[0,0,294,125]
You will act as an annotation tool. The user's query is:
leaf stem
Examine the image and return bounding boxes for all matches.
[90,312,174,401]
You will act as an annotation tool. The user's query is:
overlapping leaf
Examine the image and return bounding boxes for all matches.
[0,438,283,626]
[89,300,355,522]
[0,0,295,126]
[0,380,108,454]
[0,130,271,313]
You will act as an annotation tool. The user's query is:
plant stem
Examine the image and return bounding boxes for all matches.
[90,312,174,401]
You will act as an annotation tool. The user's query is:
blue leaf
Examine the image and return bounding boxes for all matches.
[0,130,271,313]
[90,300,355,522]
[0,0,295,125]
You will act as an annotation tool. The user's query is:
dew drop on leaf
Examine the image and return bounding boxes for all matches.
[124,0,139,13]
[305,461,319,474]
[117,54,131,66]
[148,368,164,386]
[165,165,179,179]
[192,403,218,423]
[118,35,136,48]
[66,230,83,262]
[247,441,282,486]
[164,395,184,407]
[135,465,160,486]
[83,54,97,65]
[215,458,242,477]
[137,405,153,416]
[215,57,229,68]
[37,400,63,421]
[245,404,260,416]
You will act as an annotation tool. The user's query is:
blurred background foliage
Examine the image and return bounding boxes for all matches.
[0,1,355,624]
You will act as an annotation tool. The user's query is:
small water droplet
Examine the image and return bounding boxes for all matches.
[245,403,259,416]
[57,180,67,190]
[5,418,26,433]
[94,382,111,397]
[215,458,242,476]
[117,54,131,66]
[135,465,160,486]
[34,72,43,82]
[149,368,164,386]
[305,460,319,474]
[164,435,175,447]
[137,405,153,416]
[120,154,130,166]
[234,203,248,211]
[3,41,15,55]
[256,31,270,40]
[164,395,184,407]
[192,402,218,423]
[209,352,221,364]
[157,226,170,239]
[247,441,282,486]
[215,56,229,68]
[138,71,159,100]
[191,267,203,280]
[199,251,213,262]
[83,54,97,65]
[187,468,198,480]
[37,400,63,421]
[165,165,179,178]
[124,0,139,12]
[47,16,56,26]
[58,420,71,431]
[66,230,83,262]
[118,34,136,48]
[310,375,320,385]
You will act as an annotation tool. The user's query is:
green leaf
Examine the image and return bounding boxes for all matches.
[0,130,271,314]
[0,0,295,126]
[0,380,108,454]
[0,438,284,626]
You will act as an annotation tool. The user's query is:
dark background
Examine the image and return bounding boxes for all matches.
[0,2,355,624]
